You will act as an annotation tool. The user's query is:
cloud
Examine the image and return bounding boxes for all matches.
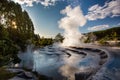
[113,22,120,27]
[88,24,109,31]
[13,0,57,7]
[86,0,120,20]
[117,22,120,26]
[58,5,86,46]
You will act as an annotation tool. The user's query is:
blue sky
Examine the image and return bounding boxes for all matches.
[13,0,120,38]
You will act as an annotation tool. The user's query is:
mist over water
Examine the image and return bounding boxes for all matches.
[18,44,120,80]
[18,44,102,80]
[18,45,34,69]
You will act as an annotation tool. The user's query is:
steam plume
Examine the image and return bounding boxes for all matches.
[58,5,86,47]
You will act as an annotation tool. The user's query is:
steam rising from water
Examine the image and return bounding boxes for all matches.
[18,45,101,80]
[58,5,86,47]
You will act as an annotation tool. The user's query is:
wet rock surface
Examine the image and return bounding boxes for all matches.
[69,46,109,80]
[7,68,37,80]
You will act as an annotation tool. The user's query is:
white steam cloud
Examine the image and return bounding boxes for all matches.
[58,5,86,47]
[86,0,120,20]
[88,24,109,31]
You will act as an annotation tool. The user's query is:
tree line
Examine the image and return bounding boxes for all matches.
[84,26,120,45]
[0,0,54,66]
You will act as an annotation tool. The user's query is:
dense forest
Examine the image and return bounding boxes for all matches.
[0,0,53,67]
[85,26,120,45]
[92,26,120,40]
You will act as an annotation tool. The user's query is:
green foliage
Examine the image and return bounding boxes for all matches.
[0,25,9,39]
[98,39,108,45]
[33,35,53,47]
[0,0,54,67]
[92,27,120,40]
[0,0,35,50]
[0,38,21,66]
[0,0,35,66]
[84,37,91,43]
[38,37,53,47]
[54,33,64,43]
[85,27,120,46]
[84,32,96,43]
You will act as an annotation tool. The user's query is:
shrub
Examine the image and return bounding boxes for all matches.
[98,39,108,46]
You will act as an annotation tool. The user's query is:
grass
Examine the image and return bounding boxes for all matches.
[0,67,16,80]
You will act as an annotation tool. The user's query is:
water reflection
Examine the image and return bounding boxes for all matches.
[18,45,102,80]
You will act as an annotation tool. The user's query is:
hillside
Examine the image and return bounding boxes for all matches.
[92,26,120,40]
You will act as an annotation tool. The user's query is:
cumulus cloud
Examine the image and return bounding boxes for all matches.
[86,0,120,20]
[13,0,57,7]
[58,5,86,46]
[88,25,109,31]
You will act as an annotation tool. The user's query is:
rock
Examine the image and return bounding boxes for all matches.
[9,76,26,80]
[17,72,33,79]
[24,72,33,78]
[7,68,37,80]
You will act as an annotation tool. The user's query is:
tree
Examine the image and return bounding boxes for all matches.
[0,24,9,39]
[0,0,35,66]
[112,32,117,40]
[54,33,64,43]
[84,32,96,43]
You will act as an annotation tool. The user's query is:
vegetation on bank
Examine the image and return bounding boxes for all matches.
[85,26,120,46]
[93,26,120,40]
[54,33,64,43]
[0,0,53,67]
[0,0,54,79]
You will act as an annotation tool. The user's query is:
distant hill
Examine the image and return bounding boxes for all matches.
[88,26,120,40]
